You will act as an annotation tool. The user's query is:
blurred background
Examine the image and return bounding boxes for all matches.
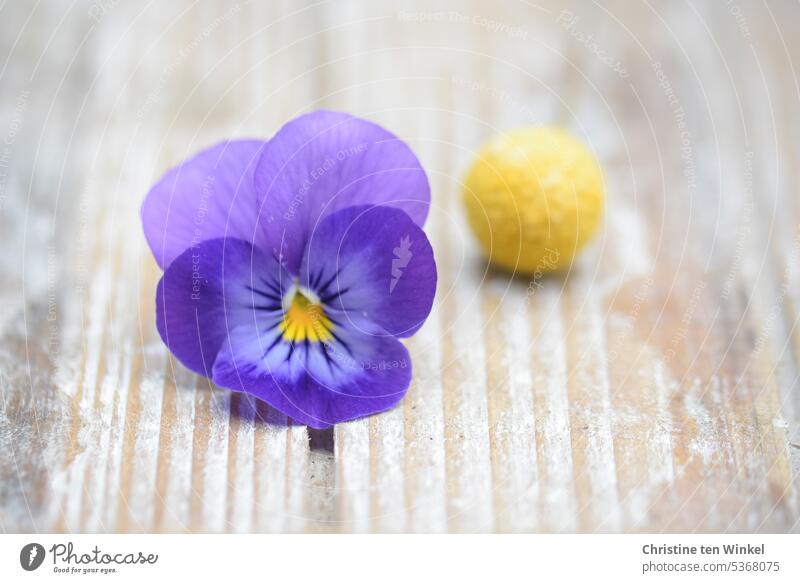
[1,0,798,533]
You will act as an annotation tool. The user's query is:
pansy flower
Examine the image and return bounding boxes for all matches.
[141,111,437,429]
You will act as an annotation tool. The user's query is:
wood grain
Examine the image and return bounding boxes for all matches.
[0,0,798,533]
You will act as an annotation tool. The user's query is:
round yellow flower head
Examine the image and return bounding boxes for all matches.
[462,127,604,274]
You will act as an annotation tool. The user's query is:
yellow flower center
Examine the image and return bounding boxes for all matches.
[279,291,334,343]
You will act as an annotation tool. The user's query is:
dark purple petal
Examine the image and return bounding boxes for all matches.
[142,140,268,269]
[212,313,411,429]
[300,205,437,338]
[253,110,430,272]
[156,237,290,377]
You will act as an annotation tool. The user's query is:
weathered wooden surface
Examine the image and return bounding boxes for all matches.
[1,0,798,533]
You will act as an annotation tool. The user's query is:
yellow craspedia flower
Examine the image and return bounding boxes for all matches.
[462,127,604,274]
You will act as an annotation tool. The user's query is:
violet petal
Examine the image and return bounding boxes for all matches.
[253,110,430,272]
[300,205,437,338]
[212,312,412,429]
[142,140,267,269]
[156,237,290,376]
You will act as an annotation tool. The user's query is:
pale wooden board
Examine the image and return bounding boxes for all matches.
[1,0,798,533]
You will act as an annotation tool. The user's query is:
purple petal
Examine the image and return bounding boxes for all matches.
[212,313,412,429]
[156,237,290,377]
[300,205,437,338]
[142,140,268,269]
[253,110,430,272]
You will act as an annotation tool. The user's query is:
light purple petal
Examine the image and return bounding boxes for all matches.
[156,237,290,377]
[253,110,430,272]
[143,140,268,269]
[212,313,411,429]
[300,205,437,338]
